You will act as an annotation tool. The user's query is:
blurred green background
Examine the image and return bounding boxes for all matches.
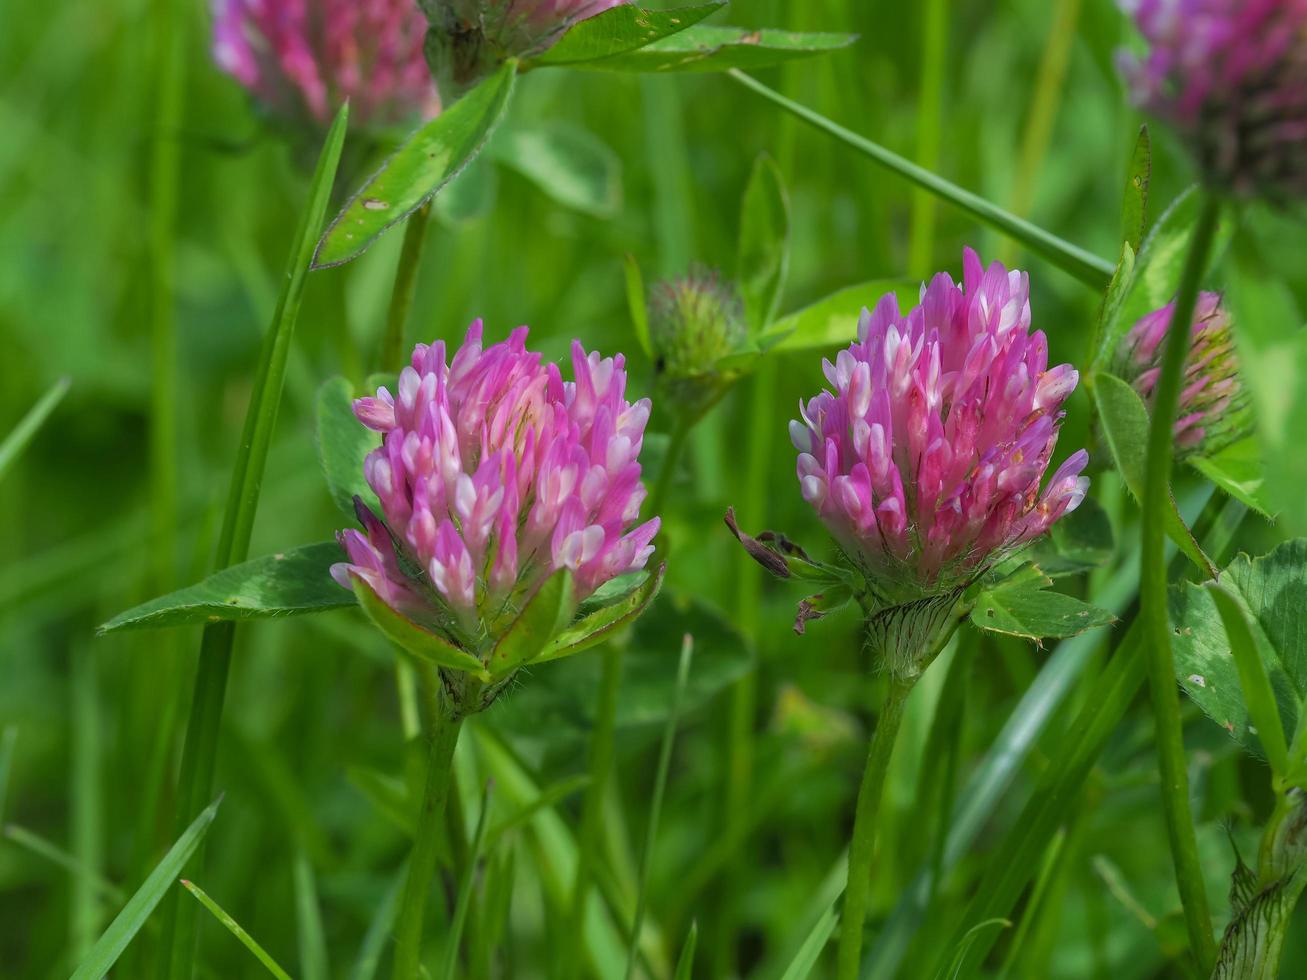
[3,0,1306,977]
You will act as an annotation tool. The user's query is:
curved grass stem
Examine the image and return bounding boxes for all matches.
[1139,191,1223,974]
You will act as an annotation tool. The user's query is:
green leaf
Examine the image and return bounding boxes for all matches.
[535,564,665,664]
[970,572,1116,640]
[97,543,351,634]
[763,280,918,352]
[1092,371,1217,576]
[1121,126,1151,253]
[1189,437,1273,518]
[489,121,621,219]
[778,896,838,980]
[673,922,698,980]
[1206,582,1291,777]
[1226,247,1307,535]
[1030,495,1116,577]
[351,576,489,678]
[314,62,516,268]
[1170,539,1307,756]
[181,880,292,980]
[68,798,221,980]
[736,154,790,334]
[625,254,652,358]
[527,3,724,67]
[567,24,857,73]
[316,377,378,518]
[489,569,574,677]
[0,376,69,483]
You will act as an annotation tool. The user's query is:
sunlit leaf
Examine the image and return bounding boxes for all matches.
[567,24,857,73]
[314,63,516,268]
[527,3,724,67]
[763,280,918,352]
[98,543,351,633]
[969,571,1116,641]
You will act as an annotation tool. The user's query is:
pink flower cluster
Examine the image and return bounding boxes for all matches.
[212,0,439,127]
[1117,292,1248,455]
[1119,0,1307,198]
[790,249,1089,592]
[332,322,659,633]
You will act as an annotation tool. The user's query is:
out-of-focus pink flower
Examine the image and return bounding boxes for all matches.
[1115,291,1250,456]
[790,249,1089,597]
[212,0,440,127]
[332,321,659,638]
[422,0,624,94]
[1119,0,1307,198]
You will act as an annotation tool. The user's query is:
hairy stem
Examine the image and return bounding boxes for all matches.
[1139,190,1223,974]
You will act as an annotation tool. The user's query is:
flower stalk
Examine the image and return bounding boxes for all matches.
[1138,190,1223,974]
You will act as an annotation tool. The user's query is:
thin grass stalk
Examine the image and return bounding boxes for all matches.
[157,104,349,980]
[837,673,916,980]
[727,69,1113,289]
[907,0,947,278]
[379,204,432,375]
[999,0,1083,266]
[1138,191,1223,973]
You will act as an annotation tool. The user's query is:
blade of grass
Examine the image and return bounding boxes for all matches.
[69,797,221,980]
[70,644,104,961]
[295,854,329,980]
[4,825,125,904]
[0,726,16,821]
[440,782,493,980]
[778,896,839,980]
[0,376,69,482]
[726,70,1113,289]
[625,634,694,979]
[157,102,349,980]
[181,879,293,980]
[349,865,407,980]
[907,0,946,278]
[673,922,698,980]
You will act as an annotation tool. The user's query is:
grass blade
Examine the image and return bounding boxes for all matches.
[294,854,329,980]
[68,797,221,980]
[0,726,17,822]
[0,377,69,482]
[624,634,694,980]
[4,825,124,903]
[158,101,350,980]
[441,783,493,980]
[181,879,292,980]
[778,897,838,980]
[727,70,1113,289]
[349,865,406,980]
[673,922,697,980]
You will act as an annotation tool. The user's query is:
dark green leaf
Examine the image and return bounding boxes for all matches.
[351,577,489,678]
[1121,126,1151,253]
[489,569,574,677]
[68,798,221,980]
[970,575,1116,641]
[527,3,724,67]
[567,24,857,73]
[1189,438,1273,518]
[316,377,378,518]
[736,154,790,334]
[0,376,69,482]
[489,122,621,218]
[535,564,665,664]
[97,543,351,634]
[314,63,516,268]
[763,280,918,352]
[1170,539,1307,755]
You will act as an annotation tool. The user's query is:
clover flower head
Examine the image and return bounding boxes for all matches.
[789,249,1089,600]
[1115,291,1250,456]
[331,321,659,643]
[649,266,747,381]
[1118,0,1307,198]
[213,0,440,127]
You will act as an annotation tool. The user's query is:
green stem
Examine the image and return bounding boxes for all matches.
[565,644,624,979]
[649,419,691,524]
[727,69,1113,289]
[379,204,432,374]
[837,674,915,980]
[1139,190,1222,975]
[392,678,467,980]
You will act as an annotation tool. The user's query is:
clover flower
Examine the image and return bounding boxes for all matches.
[1115,291,1250,456]
[421,0,624,96]
[789,248,1089,601]
[213,0,439,127]
[1119,0,1307,198]
[331,321,659,648]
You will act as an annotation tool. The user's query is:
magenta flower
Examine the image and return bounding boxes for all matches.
[1119,0,1307,198]
[213,0,439,127]
[789,249,1089,598]
[331,321,659,645]
[1115,291,1250,456]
